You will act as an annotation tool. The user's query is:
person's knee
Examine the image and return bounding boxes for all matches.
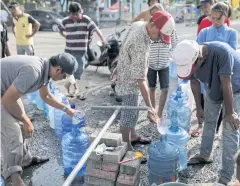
[160,88,169,94]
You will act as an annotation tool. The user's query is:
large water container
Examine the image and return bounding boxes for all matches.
[62,111,89,176]
[62,104,85,135]
[148,127,180,185]
[0,177,4,186]
[35,91,45,110]
[166,111,190,171]
[27,91,38,105]
[169,85,188,104]
[55,94,69,138]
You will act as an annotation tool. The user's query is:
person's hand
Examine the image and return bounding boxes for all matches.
[66,107,77,117]
[102,40,108,47]
[196,107,204,124]
[225,112,240,130]
[147,107,160,124]
[23,117,34,138]
[26,34,33,38]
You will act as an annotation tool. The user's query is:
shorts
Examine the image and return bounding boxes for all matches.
[120,94,140,128]
[17,45,34,56]
[66,52,85,80]
[147,67,169,90]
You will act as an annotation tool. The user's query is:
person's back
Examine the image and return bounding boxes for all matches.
[195,41,240,101]
[1,55,47,96]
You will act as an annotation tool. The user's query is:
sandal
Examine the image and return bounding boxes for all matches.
[23,156,49,169]
[131,136,152,146]
[191,127,203,137]
[188,154,213,165]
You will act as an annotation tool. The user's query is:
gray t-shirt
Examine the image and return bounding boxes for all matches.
[1,55,50,96]
[194,41,240,102]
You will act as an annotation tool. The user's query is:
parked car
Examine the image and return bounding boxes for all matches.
[27,10,64,32]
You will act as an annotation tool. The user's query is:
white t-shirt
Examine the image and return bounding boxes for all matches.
[0,10,8,23]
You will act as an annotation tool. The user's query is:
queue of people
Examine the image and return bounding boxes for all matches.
[1,0,240,185]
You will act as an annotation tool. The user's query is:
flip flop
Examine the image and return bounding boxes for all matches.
[131,136,152,146]
[191,128,203,137]
[23,156,49,169]
[188,154,213,165]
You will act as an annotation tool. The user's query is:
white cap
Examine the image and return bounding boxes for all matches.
[171,40,200,79]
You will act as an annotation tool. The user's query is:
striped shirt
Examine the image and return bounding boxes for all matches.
[59,15,97,54]
[149,30,179,70]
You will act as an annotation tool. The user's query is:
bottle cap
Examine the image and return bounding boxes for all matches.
[70,104,76,109]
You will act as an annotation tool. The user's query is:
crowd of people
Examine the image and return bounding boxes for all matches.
[0,0,240,185]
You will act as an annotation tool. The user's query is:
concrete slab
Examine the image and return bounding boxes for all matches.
[84,175,116,186]
[86,166,118,181]
[89,142,128,163]
[120,151,141,176]
[87,159,119,172]
[90,132,122,147]
[116,171,140,186]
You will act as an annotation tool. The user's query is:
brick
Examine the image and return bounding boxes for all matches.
[86,166,118,181]
[116,171,140,186]
[120,151,141,176]
[84,175,116,186]
[89,142,128,163]
[87,159,119,172]
[91,132,122,147]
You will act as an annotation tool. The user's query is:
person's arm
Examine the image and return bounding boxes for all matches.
[95,27,106,44]
[190,78,202,110]
[129,39,152,108]
[228,29,238,50]
[4,24,11,56]
[169,30,179,54]
[27,16,40,38]
[218,50,240,130]
[39,85,75,117]
[58,20,66,38]
[220,75,234,115]
[12,20,15,35]
[132,11,145,22]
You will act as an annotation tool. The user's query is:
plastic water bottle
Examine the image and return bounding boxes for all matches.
[62,111,89,176]
[166,111,190,171]
[148,127,180,185]
[55,95,69,138]
[62,104,85,135]
[35,91,45,110]
[0,177,4,186]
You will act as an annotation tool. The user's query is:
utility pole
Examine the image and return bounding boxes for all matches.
[131,0,135,19]
[96,0,100,26]
[119,0,122,24]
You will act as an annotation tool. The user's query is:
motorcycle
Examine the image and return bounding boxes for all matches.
[85,28,126,102]
[85,28,126,73]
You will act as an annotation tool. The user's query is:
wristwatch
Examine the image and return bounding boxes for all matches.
[62,106,68,112]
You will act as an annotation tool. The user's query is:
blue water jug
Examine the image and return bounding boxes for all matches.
[0,177,4,186]
[148,127,180,185]
[169,85,188,103]
[27,91,38,105]
[166,111,190,171]
[55,96,69,138]
[169,60,178,79]
[62,111,89,176]
[167,96,192,132]
[62,104,85,135]
[35,91,45,111]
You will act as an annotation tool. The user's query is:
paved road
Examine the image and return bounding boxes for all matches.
[5,20,240,186]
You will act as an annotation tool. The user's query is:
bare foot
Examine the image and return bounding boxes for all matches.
[191,125,203,137]
[64,82,71,94]
[12,173,26,186]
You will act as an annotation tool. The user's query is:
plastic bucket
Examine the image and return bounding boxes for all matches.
[160,183,188,186]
